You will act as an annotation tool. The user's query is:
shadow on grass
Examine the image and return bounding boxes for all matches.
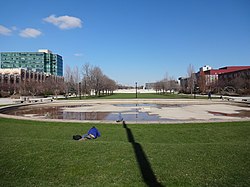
[123,122,163,187]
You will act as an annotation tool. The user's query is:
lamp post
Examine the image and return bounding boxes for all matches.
[135,82,138,98]
[194,86,199,99]
[84,79,87,98]
[79,82,81,100]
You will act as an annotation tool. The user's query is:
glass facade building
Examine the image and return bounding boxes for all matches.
[0,50,63,76]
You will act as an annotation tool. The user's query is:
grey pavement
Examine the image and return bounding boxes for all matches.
[0,98,249,124]
[1,94,249,105]
[0,98,13,105]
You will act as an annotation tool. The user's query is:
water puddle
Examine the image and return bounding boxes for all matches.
[1,103,249,122]
[1,104,176,122]
[208,110,250,117]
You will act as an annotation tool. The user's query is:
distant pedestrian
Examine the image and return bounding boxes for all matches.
[208,91,212,99]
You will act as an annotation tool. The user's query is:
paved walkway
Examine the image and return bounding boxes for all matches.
[0,98,13,105]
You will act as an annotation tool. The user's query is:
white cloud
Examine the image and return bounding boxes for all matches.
[74,53,83,57]
[43,15,82,30]
[19,28,42,38]
[0,25,12,36]
[11,26,18,31]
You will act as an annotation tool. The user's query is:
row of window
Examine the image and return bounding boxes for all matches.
[1,53,44,57]
[1,57,43,61]
[1,65,44,68]
[1,61,43,64]
[219,70,250,79]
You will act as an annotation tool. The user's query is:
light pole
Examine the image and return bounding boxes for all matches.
[135,82,138,98]
[79,82,81,100]
[84,79,87,98]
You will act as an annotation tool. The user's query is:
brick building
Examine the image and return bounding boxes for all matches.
[0,68,64,96]
[180,65,250,94]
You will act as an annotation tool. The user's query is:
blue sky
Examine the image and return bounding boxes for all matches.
[0,0,249,86]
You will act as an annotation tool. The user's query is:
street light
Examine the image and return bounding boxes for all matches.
[194,86,199,99]
[135,82,138,98]
[84,79,87,98]
[79,82,81,100]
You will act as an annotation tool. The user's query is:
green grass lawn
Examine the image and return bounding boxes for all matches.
[0,118,249,186]
[64,93,213,100]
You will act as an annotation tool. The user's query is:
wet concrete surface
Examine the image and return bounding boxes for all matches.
[1,99,249,123]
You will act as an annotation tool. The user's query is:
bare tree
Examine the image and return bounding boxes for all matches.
[64,65,72,96]
[64,65,71,82]
[63,65,80,96]
[81,63,92,95]
[73,66,80,85]
[153,81,161,93]
[20,80,39,96]
[73,66,81,96]
[101,75,117,95]
[152,71,180,94]
[69,75,77,95]
[187,64,196,94]
[198,70,206,94]
[63,63,118,98]
[90,66,104,96]
[162,80,168,94]
[107,78,117,94]
[168,76,179,93]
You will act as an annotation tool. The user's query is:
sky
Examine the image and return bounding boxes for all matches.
[0,0,249,86]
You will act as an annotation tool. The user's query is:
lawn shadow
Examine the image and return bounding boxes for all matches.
[123,122,163,187]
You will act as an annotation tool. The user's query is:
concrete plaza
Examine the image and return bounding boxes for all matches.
[0,98,249,124]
